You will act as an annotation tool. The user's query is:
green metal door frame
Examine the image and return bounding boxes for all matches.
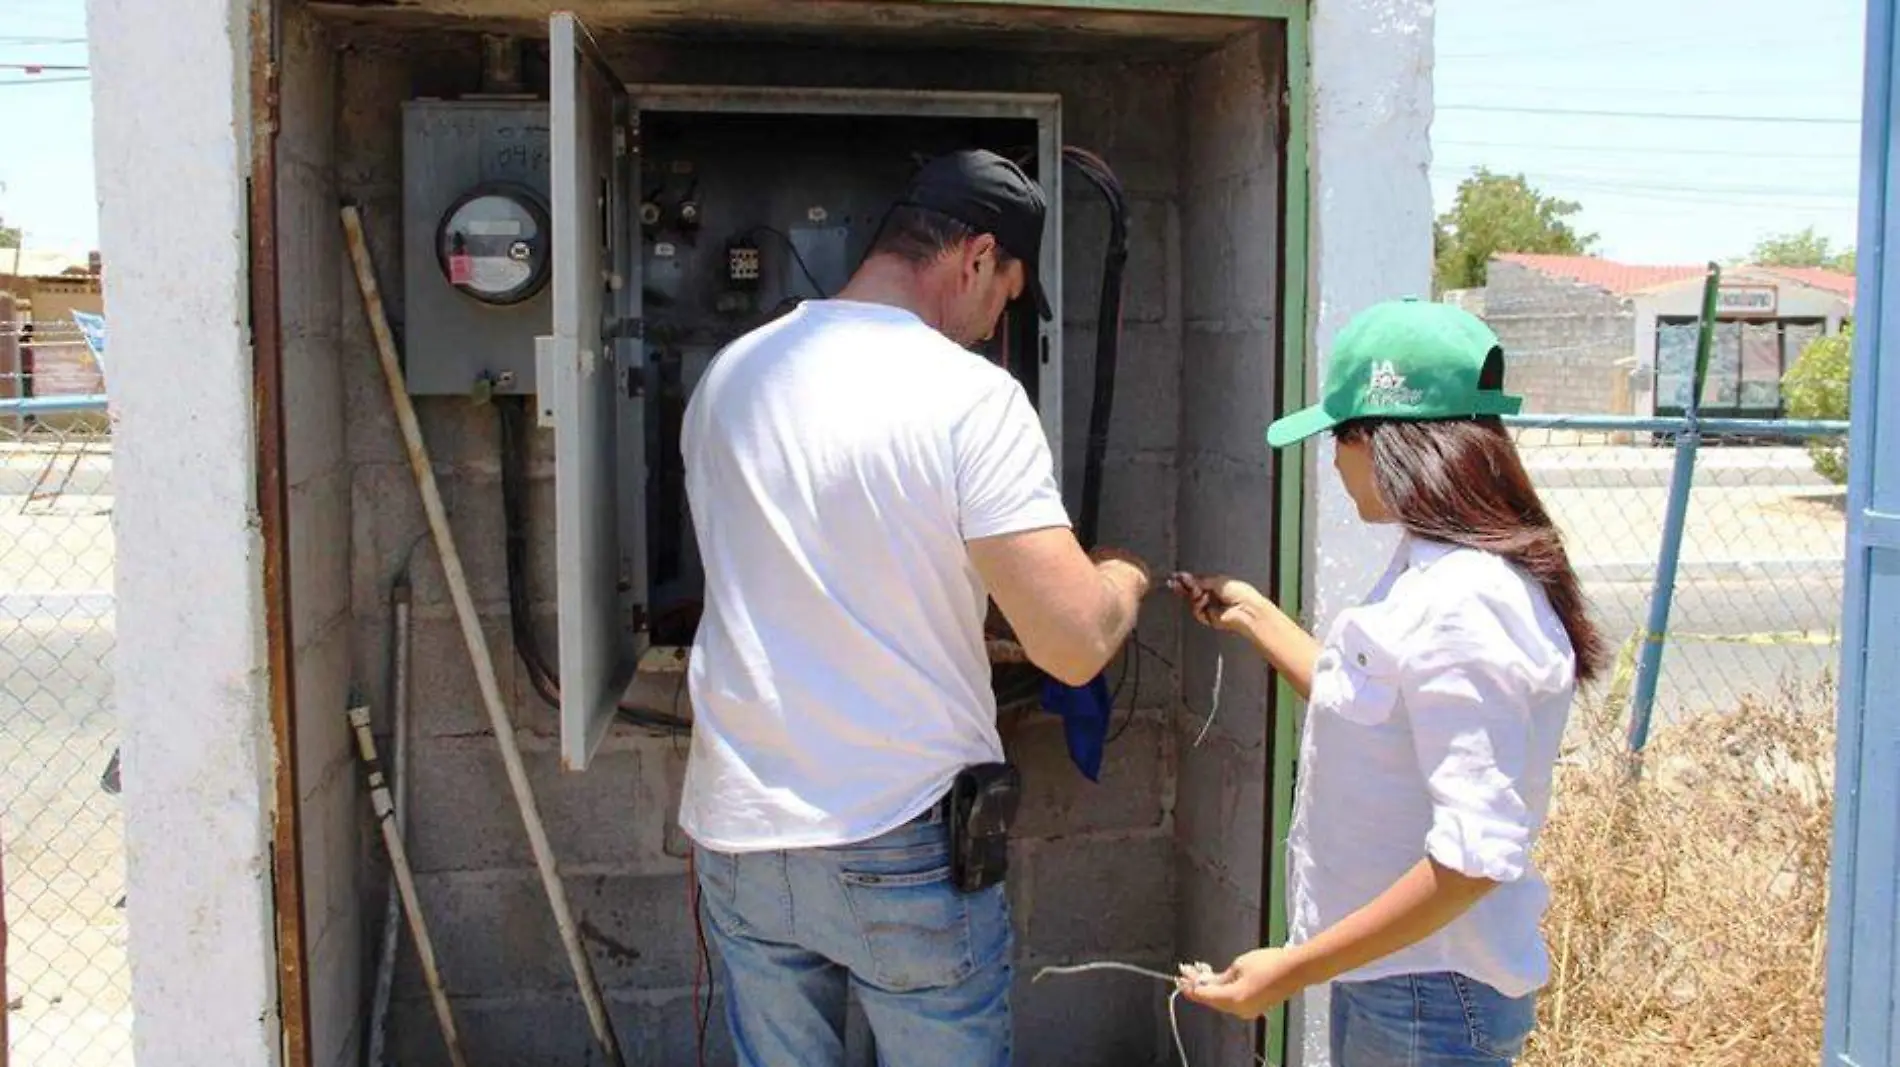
[1266,10,1311,1064]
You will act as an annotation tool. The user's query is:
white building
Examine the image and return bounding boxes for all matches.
[1473,253,1853,419]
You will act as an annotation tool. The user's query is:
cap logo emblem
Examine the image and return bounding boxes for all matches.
[1366,361,1422,408]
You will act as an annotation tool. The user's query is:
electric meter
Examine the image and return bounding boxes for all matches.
[434,183,552,306]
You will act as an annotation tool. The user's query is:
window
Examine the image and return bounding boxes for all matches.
[1654,316,1829,418]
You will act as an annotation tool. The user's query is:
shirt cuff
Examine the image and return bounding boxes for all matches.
[1424,807,1530,883]
[961,499,1073,542]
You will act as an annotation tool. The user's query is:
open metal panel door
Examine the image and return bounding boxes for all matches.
[1824,3,1900,1064]
[550,11,630,771]
[1036,112,1063,467]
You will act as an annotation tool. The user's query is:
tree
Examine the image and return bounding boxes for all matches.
[1782,323,1852,484]
[0,216,17,250]
[1749,226,1855,273]
[1433,168,1597,292]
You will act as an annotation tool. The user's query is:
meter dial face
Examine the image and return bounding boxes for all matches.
[436,186,551,306]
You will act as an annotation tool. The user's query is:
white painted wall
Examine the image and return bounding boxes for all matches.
[1297,1,1436,1063]
[87,1,283,1065]
[1305,0,1433,625]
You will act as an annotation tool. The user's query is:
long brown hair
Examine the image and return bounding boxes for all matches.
[1333,416,1607,684]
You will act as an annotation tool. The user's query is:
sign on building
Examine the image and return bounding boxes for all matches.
[1717,285,1778,315]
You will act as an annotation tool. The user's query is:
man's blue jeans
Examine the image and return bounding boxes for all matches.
[1330,971,1538,1066]
[692,815,1014,1067]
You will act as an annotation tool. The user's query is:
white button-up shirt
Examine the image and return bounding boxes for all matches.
[1287,536,1578,998]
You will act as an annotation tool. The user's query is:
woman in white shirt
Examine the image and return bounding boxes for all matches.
[1172,299,1606,1066]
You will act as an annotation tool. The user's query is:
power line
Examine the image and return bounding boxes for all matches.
[0,75,88,87]
[1437,103,1859,126]
[1438,24,1860,64]
[1430,164,1856,198]
[1438,82,1859,101]
[1436,139,1859,160]
[1438,37,1675,61]
[0,36,86,45]
[0,63,86,71]
[1428,170,1858,210]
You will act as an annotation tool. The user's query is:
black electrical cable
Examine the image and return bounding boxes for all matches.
[983,147,1132,724]
[1064,147,1140,745]
[1105,623,1141,744]
[1062,146,1131,552]
[498,395,562,705]
[747,225,829,299]
[496,396,692,735]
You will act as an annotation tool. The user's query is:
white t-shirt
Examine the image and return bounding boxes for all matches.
[677,299,1071,853]
[1287,536,1578,999]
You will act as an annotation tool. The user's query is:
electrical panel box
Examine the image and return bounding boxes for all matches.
[547,14,1063,769]
[402,100,553,396]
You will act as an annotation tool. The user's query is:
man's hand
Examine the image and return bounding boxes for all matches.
[1177,948,1305,1020]
[1090,545,1152,599]
[968,531,1149,686]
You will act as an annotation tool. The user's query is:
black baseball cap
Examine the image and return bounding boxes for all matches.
[899,149,1053,321]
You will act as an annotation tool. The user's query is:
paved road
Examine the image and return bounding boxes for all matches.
[0,606,129,1067]
[1,448,129,1067]
[1580,572,1841,724]
[0,449,112,499]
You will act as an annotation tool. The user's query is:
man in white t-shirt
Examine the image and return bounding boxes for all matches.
[680,149,1151,1066]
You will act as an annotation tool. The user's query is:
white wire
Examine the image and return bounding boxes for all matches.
[1192,654,1222,748]
[1169,989,1189,1067]
[1035,963,1195,1066]
[1033,961,1250,1067]
[1034,961,1180,984]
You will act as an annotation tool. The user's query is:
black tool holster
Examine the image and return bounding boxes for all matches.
[948,762,1021,894]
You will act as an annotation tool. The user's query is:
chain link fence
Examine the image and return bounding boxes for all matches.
[1512,421,1847,729]
[0,306,1852,1064]
[0,385,129,1066]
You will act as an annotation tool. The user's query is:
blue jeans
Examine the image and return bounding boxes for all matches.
[1330,972,1538,1066]
[692,815,1014,1067]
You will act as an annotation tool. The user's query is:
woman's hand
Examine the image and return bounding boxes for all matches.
[1167,571,1318,699]
[1167,572,1270,636]
[1177,948,1306,1020]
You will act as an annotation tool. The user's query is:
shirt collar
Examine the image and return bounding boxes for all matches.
[1404,534,1460,571]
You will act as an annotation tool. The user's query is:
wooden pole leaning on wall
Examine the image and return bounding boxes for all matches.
[347,706,468,1067]
[340,203,627,1067]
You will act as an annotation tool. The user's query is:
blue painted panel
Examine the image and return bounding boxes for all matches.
[1824,3,1900,1064]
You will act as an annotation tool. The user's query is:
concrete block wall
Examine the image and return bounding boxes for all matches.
[315,25,1264,1065]
[279,7,365,1067]
[1174,28,1283,1066]
[1482,261,1634,415]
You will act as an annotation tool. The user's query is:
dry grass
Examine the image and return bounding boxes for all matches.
[1523,679,1836,1067]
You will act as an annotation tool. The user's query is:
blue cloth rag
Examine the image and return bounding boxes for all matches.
[1039,672,1112,782]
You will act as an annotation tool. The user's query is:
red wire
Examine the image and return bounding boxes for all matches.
[688,851,711,1067]
[688,852,705,1066]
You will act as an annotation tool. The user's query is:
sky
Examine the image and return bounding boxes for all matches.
[0,0,92,255]
[1433,0,1865,265]
[0,0,1872,267]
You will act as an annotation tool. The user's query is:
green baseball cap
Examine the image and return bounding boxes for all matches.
[1266,298,1524,449]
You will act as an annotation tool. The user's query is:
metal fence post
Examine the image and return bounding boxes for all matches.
[1627,263,1720,754]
